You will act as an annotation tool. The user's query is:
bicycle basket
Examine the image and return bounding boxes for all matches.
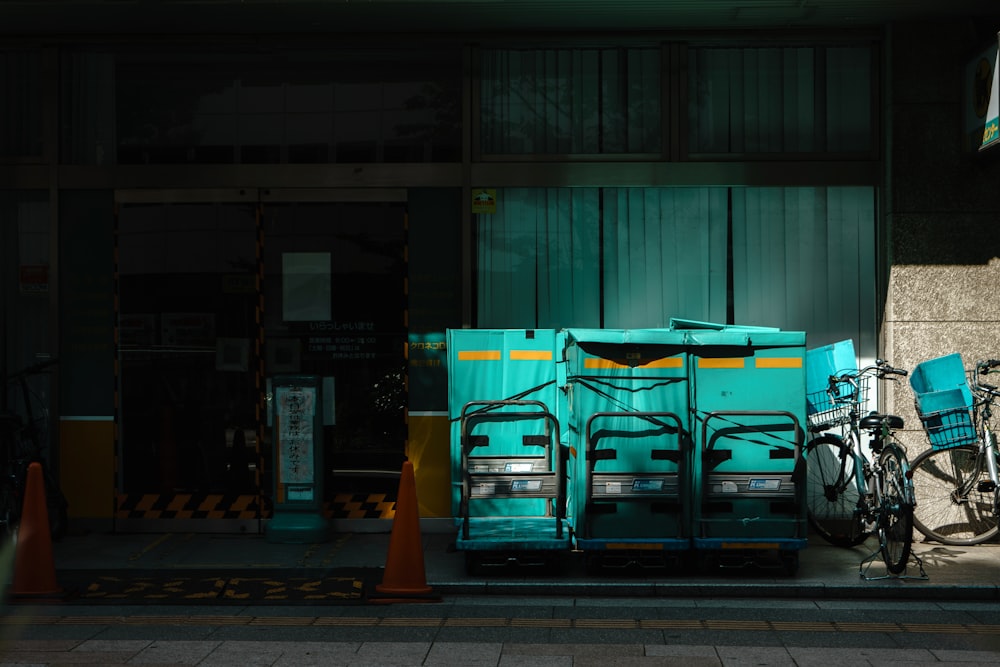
[806,375,868,429]
[911,353,977,450]
[806,339,861,429]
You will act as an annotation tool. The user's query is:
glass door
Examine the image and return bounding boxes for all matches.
[115,191,408,531]
[116,192,261,530]
[261,200,407,503]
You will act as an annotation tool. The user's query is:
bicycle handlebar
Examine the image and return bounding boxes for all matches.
[829,359,908,385]
[4,357,58,383]
[974,359,1000,396]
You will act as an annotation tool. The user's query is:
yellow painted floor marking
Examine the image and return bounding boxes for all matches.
[835,622,902,633]
[129,532,173,561]
[52,617,113,625]
[247,616,315,626]
[123,616,190,625]
[190,616,253,625]
[704,620,770,631]
[313,617,379,626]
[969,625,1000,633]
[770,621,836,632]
[902,623,972,634]
[445,617,509,627]
[640,620,703,629]
[380,618,443,627]
[575,619,638,628]
[511,618,572,628]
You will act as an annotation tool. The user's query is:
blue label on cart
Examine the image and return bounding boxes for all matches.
[511,479,543,492]
[632,479,664,492]
[748,479,781,491]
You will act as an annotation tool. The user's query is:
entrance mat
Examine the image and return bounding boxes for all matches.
[52,569,382,605]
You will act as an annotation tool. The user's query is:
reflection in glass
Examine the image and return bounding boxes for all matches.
[688,46,873,154]
[114,49,461,164]
[480,48,661,155]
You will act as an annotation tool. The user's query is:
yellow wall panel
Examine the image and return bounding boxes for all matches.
[59,419,115,519]
[406,414,451,518]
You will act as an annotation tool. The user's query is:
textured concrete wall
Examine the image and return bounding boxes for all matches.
[884,21,1000,452]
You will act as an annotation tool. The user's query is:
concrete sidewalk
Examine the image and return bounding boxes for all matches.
[40,529,1000,601]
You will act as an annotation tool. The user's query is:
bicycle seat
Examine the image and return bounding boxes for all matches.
[860,413,903,430]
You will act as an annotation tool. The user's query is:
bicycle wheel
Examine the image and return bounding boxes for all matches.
[877,444,913,574]
[911,444,999,545]
[0,479,18,543]
[804,433,867,547]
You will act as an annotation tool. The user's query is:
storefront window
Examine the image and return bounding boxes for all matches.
[480,48,661,155]
[687,45,873,155]
[0,50,43,160]
[477,186,875,350]
[112,48,461,165]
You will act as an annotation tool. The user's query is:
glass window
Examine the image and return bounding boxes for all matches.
[61,50,119,165]
[687,45,873,155]
[602,188,728,327]
[476,187,727,330]
[480,48,661,155]
[114,48,462,165]
[731,186,876,349]
[476,186,875,351]
[2,191,51,422]
[476,188,601,329]
[0,50,43,159]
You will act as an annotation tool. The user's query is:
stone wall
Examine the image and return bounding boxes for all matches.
[883,21,1000,451]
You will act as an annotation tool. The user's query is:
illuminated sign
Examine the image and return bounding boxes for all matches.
[471,188,497,214]
[966,33,1000,153]
[982,46,999,152]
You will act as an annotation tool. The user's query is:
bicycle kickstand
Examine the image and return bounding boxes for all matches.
[859,545,928,582]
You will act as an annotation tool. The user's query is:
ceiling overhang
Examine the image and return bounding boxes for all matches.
[1,0,999,37]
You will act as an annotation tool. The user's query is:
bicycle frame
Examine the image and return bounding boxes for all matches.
[973,364,1000,504]
[806,358,919,577]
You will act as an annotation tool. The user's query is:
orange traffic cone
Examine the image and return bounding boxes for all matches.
[370,461,439,604]
[10,462,62,600]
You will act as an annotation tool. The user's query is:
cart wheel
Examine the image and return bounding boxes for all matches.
[782,552,800,576]
[464,552,482,576]
[543,554,563,575]
[584,554,604,576]
[695,552,718,575]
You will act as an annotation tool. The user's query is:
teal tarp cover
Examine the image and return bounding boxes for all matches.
[563,327,686,346]
[446,329,561,520]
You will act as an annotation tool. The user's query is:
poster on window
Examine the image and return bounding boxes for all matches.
[282,252,331,322]
[276,385,316,491]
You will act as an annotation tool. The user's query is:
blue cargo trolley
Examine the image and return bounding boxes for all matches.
[456,399,570,573]
[676,319,808,574]
[446,329,570,573]
[561,328,691,572]
[578,411,688,572]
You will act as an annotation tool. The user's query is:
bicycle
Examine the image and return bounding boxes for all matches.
[910,357,1000,545]
[0,358,69,542]
[804,358,918,576]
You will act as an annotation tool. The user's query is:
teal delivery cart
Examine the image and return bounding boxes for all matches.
[446,329,571,572]
[676,319,808,573]
[562,328,691,571]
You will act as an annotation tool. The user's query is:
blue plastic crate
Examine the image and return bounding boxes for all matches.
[910,354,977,450]
[805,340,860,429]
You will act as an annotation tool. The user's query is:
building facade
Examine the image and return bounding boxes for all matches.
[1,2,999,532]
